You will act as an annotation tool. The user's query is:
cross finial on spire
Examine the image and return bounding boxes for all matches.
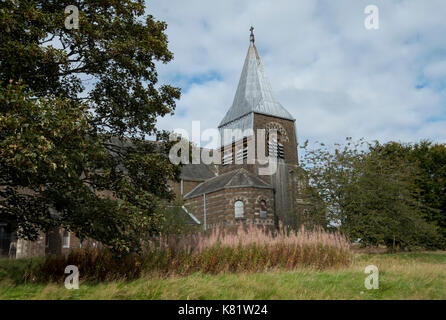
[249,26,255,43]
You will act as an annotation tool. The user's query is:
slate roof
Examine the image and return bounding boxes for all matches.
[184,168,272,199]
[218,29,294,128]
[180,163,218,181]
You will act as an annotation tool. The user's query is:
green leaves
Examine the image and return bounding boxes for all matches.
[0,1,181,253]
[299,138,445,250]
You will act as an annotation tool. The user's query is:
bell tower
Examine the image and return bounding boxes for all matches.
[218,27,298,172]
[217,27,299,226]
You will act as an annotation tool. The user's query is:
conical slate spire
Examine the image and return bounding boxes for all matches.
[219,28,294,128]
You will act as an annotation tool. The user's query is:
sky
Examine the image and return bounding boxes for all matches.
[147,0,446,149]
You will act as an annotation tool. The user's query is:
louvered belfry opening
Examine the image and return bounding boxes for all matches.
[222,137,249,166]
[222,150,233,166]
[267,133,284,159]
[236,138,249,163]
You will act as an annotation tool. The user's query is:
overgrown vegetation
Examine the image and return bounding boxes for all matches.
[24,224,351,283]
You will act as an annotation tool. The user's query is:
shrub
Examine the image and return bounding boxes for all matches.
[31,249,143,283]
[0,257,44,284]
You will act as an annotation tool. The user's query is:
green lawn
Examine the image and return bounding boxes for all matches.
[1,252,445,299]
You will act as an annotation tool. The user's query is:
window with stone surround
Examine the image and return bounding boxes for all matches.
[234,200,244,218]
[259,200,267,218]
[265,122,289,142]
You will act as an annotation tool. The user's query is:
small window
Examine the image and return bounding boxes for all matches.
[259,200,267,218]
[62,230,70,248]
[45,233,50,248]
[234,200,244,218]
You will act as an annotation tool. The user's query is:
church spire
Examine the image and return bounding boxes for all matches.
[218,28,294,128]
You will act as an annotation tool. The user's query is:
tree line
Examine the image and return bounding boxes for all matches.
[299,138,446,250]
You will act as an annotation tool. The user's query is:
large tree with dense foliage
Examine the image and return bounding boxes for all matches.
[0,0,181,253]
[299,138,444,250]
[370,141,446,241]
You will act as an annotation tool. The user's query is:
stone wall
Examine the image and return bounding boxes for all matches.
[12,229,103,259]
[184,186,275,230]
[15,232,46,259]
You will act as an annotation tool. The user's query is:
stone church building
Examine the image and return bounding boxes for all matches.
[0,28,309,258]
[172,28,309,231]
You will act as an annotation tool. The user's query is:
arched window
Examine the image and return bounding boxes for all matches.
[259,200,267,218]
[234,200,244,218]
[62,230,70,248]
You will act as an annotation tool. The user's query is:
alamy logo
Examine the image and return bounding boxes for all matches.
[64,5,79,30]
[364,5,379,30]
[364,265,379,290]
[168,124,280,175]
[64,265,79,289]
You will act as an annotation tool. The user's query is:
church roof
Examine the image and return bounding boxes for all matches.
[180,163,218,181]
[183,168,272,199]
[218,27,294,128]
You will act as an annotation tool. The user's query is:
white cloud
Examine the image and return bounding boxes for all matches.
[156,80,233,144]
[148,0,446,148]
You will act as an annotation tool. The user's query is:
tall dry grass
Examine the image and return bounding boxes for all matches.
[32,223,352,282]
[145,223,352,275]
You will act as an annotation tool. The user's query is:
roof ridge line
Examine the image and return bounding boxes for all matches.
[225,167,246,186]
[184,169,238,198]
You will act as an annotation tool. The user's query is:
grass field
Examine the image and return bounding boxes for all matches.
[0,251,445,299]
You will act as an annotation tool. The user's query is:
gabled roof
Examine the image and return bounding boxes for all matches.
[184,168,272,199]
[218,28,294,128]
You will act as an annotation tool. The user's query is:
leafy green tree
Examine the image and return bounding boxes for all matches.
[299,138,444,250]
[370,141,446,241]
[0,0,181,253]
